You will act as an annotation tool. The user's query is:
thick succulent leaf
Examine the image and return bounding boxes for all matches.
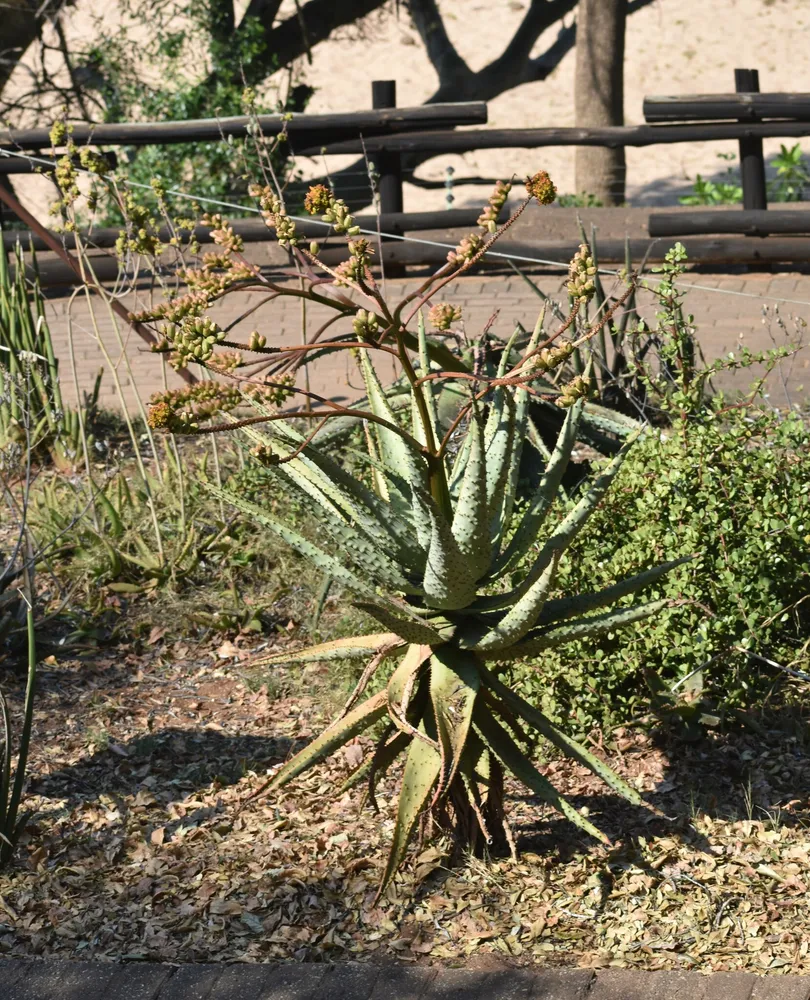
[387,642,432,713]
[537,557,691,626]
[494,397,585,576]
[462,555,559,653]
[266,466,422,595]
[450,401,491,578]
[338,730,411,794]
[358,350,431,550]
[481,433,638,611]
[483,599,669,661]
[494,321,545,553]
[238,408,423,571]
[430,646,481,801]
[377,727,442,896]
[448,430,472,501]
[483,384,515,530]
[269,689,387,791]
[482,671,642,806]
[410,312,441,451]
[250,633,402,668]
[355,602,446,645]
[474,709,608,843]
[203,482,381,600]
[422,493,479,610]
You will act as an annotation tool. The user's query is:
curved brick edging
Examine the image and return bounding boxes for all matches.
[2,959,809,1000]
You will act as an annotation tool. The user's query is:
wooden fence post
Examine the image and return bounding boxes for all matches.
[734,68,768,211]
[371,80,404,217]
[371,80,405,275]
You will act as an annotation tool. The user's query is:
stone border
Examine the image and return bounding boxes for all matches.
[2,959,809,999]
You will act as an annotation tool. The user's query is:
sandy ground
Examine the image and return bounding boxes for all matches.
[5,0,810,219]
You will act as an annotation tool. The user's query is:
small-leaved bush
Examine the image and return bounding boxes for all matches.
[512,403,810,733]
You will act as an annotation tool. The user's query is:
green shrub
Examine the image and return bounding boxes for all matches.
[512,403,810,733]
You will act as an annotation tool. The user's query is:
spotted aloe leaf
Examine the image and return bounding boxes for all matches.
[377,727,441,897]
[358,349,432,550]
[430,647,481,802]
[494,320,545,553]
[410,312,441,450]
[422,494,479,610]
[354,602,447,646]
[481,433,639,612]
[484,599,669,662]
[482,670,643,806]
[536,557,692,626]
[450,400,490,579]
[494,396,585,576]
[270,689,388,792]
[238,411,423,572]
[462,555,560,653]
[474,709,609,843]
[202,482,380,601]
[250,633,403,668]
[338,730,411,795]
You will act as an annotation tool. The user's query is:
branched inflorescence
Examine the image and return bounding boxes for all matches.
[429,303,462,331]
[567,243,598,302]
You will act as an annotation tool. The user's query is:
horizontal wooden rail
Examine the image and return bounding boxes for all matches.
[19,235,810,288]
[316,237,810,268]
[1,207,502,253]
[649,210,810,238]
[643,92,810,122]
[0,103,487,152]
[298,120,810,157]
[0,152,118,174]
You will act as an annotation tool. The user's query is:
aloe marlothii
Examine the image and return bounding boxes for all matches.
[144,173,684,893]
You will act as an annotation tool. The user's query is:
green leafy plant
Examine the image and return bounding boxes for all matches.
[768,143,810,202]
[515,402,810,735]
[140,173,683,893]
[680,153,743,206]
[556,192,604,208]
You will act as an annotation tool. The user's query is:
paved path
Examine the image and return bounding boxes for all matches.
[43,268,810,415]
[2,959,810,1000]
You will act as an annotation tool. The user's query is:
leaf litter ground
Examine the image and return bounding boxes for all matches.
[1,635,809,974]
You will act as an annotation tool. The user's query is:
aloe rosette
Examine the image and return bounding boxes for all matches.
[205,321,683,894]
[140,172,683,892]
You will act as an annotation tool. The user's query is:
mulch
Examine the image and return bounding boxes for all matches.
[1,630,809,974]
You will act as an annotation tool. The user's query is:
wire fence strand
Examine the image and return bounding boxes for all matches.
[3,146,810,308]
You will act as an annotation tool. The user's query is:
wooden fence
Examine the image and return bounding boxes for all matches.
[3,69,810,275]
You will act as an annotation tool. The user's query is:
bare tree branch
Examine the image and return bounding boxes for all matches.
[240,0,284,34]
[526,17,576,83]
[238,0,392,86]
[406,0,471,88]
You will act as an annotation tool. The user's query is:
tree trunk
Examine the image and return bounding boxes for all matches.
[0,0,43,97]
[574,0,627,205]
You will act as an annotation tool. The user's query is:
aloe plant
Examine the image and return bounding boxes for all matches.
[0,241,100,468]
[140,173,684,893]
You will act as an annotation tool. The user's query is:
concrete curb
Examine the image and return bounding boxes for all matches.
[2,959,809,1000]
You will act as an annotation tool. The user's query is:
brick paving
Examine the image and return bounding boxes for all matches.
[41,267,810,415]
[1,959,809,999]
